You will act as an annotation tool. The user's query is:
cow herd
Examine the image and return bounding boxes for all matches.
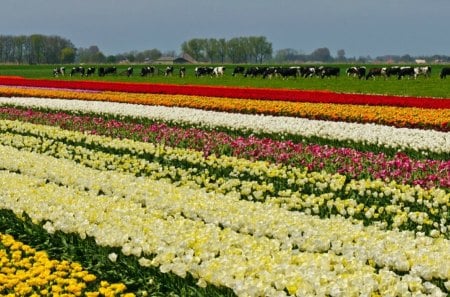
[53,65,450,80]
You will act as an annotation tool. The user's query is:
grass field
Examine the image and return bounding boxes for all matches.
[1,63,450,98]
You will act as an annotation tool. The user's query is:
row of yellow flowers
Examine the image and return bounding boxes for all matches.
[0,233,134,297]
[0,120,448,239]
[0,86,448,130]
[1,143,449,296]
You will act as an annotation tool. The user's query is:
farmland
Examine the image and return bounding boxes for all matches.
[1,63,450,98]
[0,65,449,296]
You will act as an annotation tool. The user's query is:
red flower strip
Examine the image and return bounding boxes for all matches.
[1,76,449,109]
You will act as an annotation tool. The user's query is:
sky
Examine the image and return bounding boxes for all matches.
[1,0,449,58]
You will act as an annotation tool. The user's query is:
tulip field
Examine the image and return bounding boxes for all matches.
[0,74,449,296]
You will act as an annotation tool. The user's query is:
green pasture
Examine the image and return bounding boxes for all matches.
[1,64,450,98]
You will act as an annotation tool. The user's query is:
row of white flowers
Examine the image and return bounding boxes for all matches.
[0,143,449,296]
[1,96,449,153]
[1,119,448,238]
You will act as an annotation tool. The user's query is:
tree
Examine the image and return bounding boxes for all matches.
[337,49,346,62]
[60,47,76,63]
[248,36,272,64]
[181,38,206,61]
[77,45,106,63]
[309,47,332,62]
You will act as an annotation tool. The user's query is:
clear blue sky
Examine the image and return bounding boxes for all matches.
[1,0,449,58]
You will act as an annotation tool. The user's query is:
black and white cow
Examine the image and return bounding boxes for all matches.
[262,67,279,79]
[440,67,450,79]
[53,66,65,77]
[70,66,85,76]
[346,66,366,79]
[320,66,340,78]
[244,66,267,78]
[276,67,299,79]
[195,66,214,77]
[85,67,96,76]
[119,66,133,77]
[232,66,245,76]
[179,67,186,78]
[98,66,117,76]
[398,67,415,79]
[140,66,155,76]
[300,66,317,78]
[164,66,174,76]
[213,66,226,77]
[385,66,401,78]
[414,66,431,78]
[366,67,390,80]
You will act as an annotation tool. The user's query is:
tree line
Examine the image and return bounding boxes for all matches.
[1,34,450,65]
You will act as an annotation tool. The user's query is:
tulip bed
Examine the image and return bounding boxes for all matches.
[0,78,449,296]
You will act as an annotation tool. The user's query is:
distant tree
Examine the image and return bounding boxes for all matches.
[60,47,76,63]
[310,47,332,62]
[217,38,227,63]
[248,36,272,64]
[337,49,346,62]
[205,38,219,63]
[181,38,206,61]
[77,45,106,63]
[226,37,248,63]
[106,55,117,63]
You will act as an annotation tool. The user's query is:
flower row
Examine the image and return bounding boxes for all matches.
[1,96,449,157]
[1,76,450,108]
[0,86,449,131]
[0,233,134,296]
[0,121,448,238]
[0,104,447,189]
[0,146,449,296]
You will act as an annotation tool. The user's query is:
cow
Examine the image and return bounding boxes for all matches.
[262,67,279,79]
[414,66,431,78]
[398,66,415,79]
[164,66,174,76]
[366,67,385,80]
[179,67,186,78]
[346,66,366,79]
[140,66,155,76]
[119,66,133,77]
[320,66,340,78]
[232,66,245,76]
[53,66,65,77]
[300,66,317,78]
[195,66,214,77]
[213,66,226,77]
[98,66,117,76]
[276,67,299,79]
[85,67,96,76]
[244,66,267,78]
[440,67,450,79]
[70,66,85,76]
[384,66,400,78]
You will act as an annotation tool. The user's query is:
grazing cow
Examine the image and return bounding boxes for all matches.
[119,66,133,77]
[346,66,366,79]
[164,66,174,76]
[300,66,317,78]
[414,66,431,78]
[276,67,299,79]
[262,67,279,79]
[232,66,245,76]
[213,66,226,77]
[53,66,65,77]
[98,66,117,76]
[244,66,267,78]
[195,66,214,77]
[70,66,85,76]
[179,67,186,78]
[384,66,401,78]
[320,66,340,78]
[440,67,450,79]
[398,66,415,79]
[366,67,385,80]
[85,67,96,76]
[140,66,155,76]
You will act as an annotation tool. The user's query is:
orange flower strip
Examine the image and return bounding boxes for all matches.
[0,86,448,131]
